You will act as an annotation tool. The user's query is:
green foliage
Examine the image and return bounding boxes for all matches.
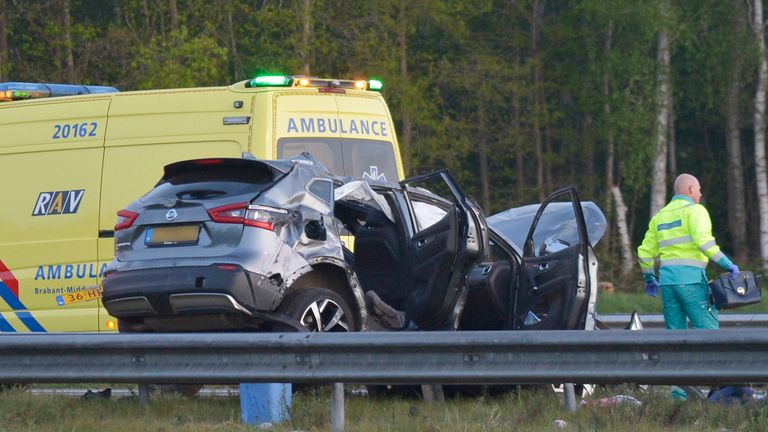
[131,29,228,89]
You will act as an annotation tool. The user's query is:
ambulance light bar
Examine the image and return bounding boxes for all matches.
[246,75,383,91]
[0,82,119,102]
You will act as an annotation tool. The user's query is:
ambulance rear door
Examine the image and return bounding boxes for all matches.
[0,97,110,332]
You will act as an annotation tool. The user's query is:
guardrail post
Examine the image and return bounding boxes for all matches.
[138,383,150,407]
[421,384,445,403]
[563,383,577,412]
[331,382,344,432]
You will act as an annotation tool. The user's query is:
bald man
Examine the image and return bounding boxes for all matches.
[637,174,739,329]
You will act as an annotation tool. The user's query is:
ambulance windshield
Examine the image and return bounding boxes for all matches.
[277,137,398,185]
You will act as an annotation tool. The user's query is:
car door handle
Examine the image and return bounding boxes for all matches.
[537,263,549,272]
[416,238,427,248]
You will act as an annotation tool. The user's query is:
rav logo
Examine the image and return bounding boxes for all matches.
[165,209,178,221]
[32,190,85,216]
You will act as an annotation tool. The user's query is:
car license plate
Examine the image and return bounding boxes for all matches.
[145,225,200,246]
[56,286,102,306]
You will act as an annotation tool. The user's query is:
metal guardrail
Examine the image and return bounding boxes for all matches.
[1,329,768,386]
[599,313,768,329]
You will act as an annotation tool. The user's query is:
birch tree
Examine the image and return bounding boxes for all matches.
[726,0,748,262]
[753,0,768,268]
[651,0,671,216]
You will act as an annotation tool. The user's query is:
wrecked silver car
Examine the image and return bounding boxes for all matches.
[102,153,606,334]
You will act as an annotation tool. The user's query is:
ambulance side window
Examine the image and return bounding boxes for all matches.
[277,138,342,175]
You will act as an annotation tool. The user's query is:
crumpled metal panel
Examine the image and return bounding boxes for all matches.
[253,154,343,285]
[335,180,395,222]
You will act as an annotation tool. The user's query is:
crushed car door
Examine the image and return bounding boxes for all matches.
[400,170,486,330]
[515,187,590,330]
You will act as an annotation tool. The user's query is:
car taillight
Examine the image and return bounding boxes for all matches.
[207,203,291,231]
[207,202,248,224]
[115,209,139,231]
[244,205,291,230]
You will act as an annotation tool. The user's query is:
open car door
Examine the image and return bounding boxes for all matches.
[514,187,591,330]
[400,170,487,330]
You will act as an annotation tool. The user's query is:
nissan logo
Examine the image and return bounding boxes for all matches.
[165,209,178,222]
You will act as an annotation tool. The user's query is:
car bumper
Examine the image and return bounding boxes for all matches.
[102,265,281,319]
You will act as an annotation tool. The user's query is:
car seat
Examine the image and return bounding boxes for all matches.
[354,208,410,309]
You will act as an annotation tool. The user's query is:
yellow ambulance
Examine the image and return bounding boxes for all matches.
[0,76,404,332]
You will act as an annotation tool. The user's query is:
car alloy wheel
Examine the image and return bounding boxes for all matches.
[299,298,348,332]
[278,287,355,333]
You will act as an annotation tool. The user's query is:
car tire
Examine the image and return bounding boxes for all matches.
[277,287,356,332]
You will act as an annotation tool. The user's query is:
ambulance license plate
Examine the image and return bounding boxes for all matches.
[56,287,102,306]
[145,225,200,246]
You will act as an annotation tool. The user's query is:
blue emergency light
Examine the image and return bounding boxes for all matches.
[0,82,119,102]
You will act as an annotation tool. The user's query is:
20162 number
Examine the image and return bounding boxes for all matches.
[52,122,98,139]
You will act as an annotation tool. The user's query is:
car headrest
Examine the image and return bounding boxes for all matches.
[365,209,392,228]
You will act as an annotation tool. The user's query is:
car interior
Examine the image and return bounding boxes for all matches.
[334,183,466,331]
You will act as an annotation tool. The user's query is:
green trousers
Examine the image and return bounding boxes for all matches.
[660,282,719,329]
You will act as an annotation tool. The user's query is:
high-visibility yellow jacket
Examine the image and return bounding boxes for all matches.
[637,195,732,285]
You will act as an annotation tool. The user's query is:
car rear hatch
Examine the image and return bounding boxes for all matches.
[114,158,289,262]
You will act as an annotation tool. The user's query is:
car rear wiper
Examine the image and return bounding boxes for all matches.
[176,189,227,200]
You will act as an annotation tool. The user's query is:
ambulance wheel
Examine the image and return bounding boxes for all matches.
[117,318,148,333]
[158,384,203,397]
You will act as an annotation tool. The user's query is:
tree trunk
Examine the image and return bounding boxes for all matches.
[0,0,7,82]
[60,0,75,82]
[725,5,747,262]
[398,0,412,174]
[531,0,545,201]
[667,88,676,177]
[478,108,490,211]
[603,19,614,250]
[651,0,671,216]
[301,0,311,75]
[224,0,243,81]
[142,0,151,39]
[753,0,768,269]
[168,0,179,33]
[155,0,165,35]
[514,53,524,195]
[611,186,634,275]
[113,0,121,26]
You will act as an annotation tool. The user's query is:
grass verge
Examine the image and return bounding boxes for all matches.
[2,385,767,431]
[597,291,768,315]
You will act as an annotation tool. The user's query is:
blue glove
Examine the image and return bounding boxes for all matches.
[727,263,740,280]
[644,279,659,298]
